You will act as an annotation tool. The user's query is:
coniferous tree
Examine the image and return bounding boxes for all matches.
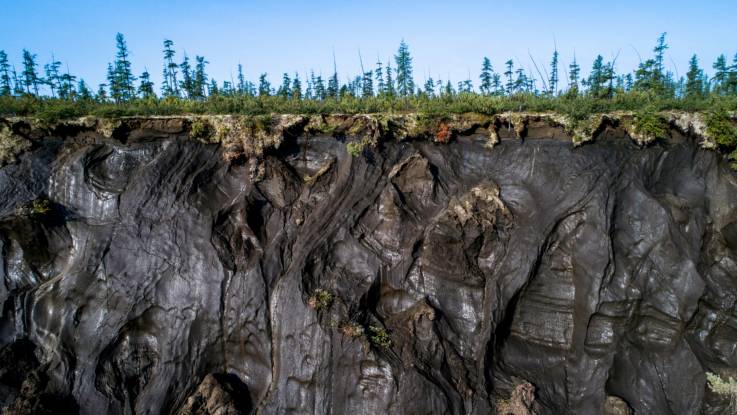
[480,57,493,95]
[492,73,502,95]
[209,79,219,96]
[12,66,24,96]
[179,55,194,98]
[107,62,122,102]
[568,55,581,96]
[58,67,76,100]
[327,62,339,99]
[291,73,302,100]
[549,50,559,95]
[653,32,668,84]
[314,74,326,99]
[504,60,514,95]
[685,54,705,99]
[237,64,246,95]
[513,68,527,93]
[44,56,61,98]
[162,39,179,97]
[362,70,373,97]
[278,73,291,98]
[374,59,385,95]
[443,79,454,96]
[138,69,155,98]
[423,77,435,97]
[77,79,92,100]
[713,54,728,95]
[394,40,414,97]
[193,56,208,98]
[113,33,135,100]
[587,55,614,98]
[384,61,395,97]
[21,50,40,95]
[258,73,271,96]
[0,51,11,96]
[96,83,108,101]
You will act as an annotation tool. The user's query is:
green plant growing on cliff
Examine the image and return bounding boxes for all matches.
[706,372,737,413]
[631,107,666,143]
[705,108,737,168]
[0,124,30,165]
[307,288,333,311]
[189,118,212,141]
[346,140,365,157]
[16,198,51,218]
[368,325,392,349]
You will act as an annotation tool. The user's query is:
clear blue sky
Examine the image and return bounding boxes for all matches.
[1,0,736,91]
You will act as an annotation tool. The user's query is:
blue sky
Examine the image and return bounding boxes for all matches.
[1,0,736,91]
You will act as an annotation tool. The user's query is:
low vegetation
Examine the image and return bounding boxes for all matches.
[367,325,392,349]
[706,372,737,412]
[0,124,30,165]
[307,288,334,311]
[16,198,51,218]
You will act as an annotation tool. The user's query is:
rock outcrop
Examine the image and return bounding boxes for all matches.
[1,114,736,414]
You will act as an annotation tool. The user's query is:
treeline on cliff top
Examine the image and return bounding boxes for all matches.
[0,33,736,121]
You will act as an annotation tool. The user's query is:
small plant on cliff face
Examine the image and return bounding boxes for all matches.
[338,321,364,337]
[189,118,212,141]
[706,372,737,412]
[368,325,392,349]
[631,107,666,143]
[0,125,31,166]
[307,289,333,311]
[346,141,364,157]
[16,198,51,218]
[705,108,737,169]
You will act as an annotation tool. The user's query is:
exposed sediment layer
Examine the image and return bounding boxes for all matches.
[1,113,737,414]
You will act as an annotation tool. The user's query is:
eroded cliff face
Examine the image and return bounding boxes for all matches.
[1,114,736,414]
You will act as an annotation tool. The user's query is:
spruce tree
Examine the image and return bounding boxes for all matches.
[685,54,705,99]
[278,73,291,98]
[423,77,435,97]
[480,57,493,95]
[362,70,373,97]
[77,79,92,100]
[713,54,728,95]
[549,50,559,95]
[568,55,580,96]
[0,51,11,96]
[138,69,155,98]
[314,75,326,100]
[96,83,108,102]
[162,39,179,97]
[327,61,339,99]
[21,50,40,95]
[44,56,61,98]
[11,66,24,96]
[237,64,246,95]
[504,60,514,95]
[107,62,122,102]
[291,73,302,100]
[258,73,271,96]
[394,40,414,96]
[58,67,76,100]
[374,59,385,95]
[179,55,194,98]
[114,33,135,100]
[384,61,395,97]
[194,56,208,98]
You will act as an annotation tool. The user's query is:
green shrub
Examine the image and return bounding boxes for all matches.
[632,107,666,142]
[705,108,737,169]
[706,372,737,412]
[16,198,51,218]
[338,321,364,337]
[189,118,212,140]
[0,125,31,166]
[368,325,392,349]
[307,288,333,311]
[346,141,364,157]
